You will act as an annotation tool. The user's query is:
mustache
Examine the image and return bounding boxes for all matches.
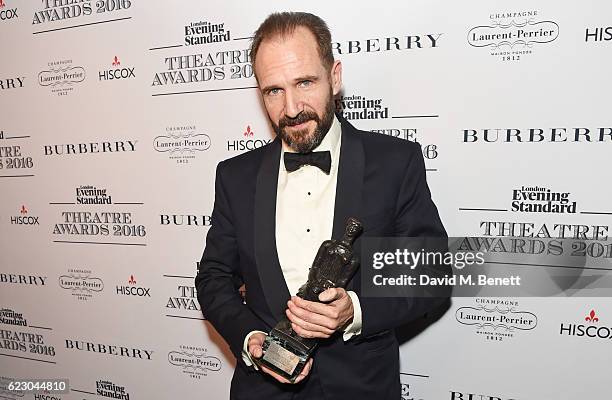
[279,111,320,128]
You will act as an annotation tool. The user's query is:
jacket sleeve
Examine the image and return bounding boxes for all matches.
[359,143,452,337]
[195,161,268,359]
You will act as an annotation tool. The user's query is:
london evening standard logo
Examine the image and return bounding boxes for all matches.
[116,275,151,298]
[32,0,132,25]
[59,268,104,301]
[96,379,130,400]
[9,205,40,226]
[154,125,210,165]
[335,94,389,120]
[511,186,576,213]
[0,0,18,22]
[184,19,231,46]
[0,376,25,400]
[51,185,147,244]
[99,56,136,81]
[168,345,221,379]
[227,125,272,152]
[0,308,27,327]
[468,10,559,62]
[38,59,85,96]
[455,298,537,341]
[560,309,612,341]
[0,309,56,359]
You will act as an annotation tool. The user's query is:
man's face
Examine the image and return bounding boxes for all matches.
[255,27,342,153]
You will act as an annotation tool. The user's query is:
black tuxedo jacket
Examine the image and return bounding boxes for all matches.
[195,115,450,400]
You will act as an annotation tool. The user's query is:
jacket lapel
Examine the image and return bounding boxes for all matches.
[332,115,365,241]
[254,137,292,323]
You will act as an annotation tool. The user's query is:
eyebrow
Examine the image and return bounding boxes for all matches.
[261,75,320,93]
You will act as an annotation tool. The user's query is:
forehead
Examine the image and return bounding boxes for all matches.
[254,26,325,84]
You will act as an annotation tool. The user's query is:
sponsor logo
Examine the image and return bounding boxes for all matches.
[64,339,153,360]
[226,125,272,152]
[10,205,40,225]
[511,186,576,213]
[456,298,537,341]
[168,345,221,379]
[560,309,612,340]
[154,125,210,165]
[99,56,136,81]
[116,275,151,297]
[184,19,231,46]
[39,59,85,96]
[468,10,559,62]
[59,268,104,301]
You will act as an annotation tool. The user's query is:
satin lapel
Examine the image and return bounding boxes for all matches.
[332,117,365,241]
[254,138,292,323]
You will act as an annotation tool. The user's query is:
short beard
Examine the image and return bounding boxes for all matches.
[271,89,335,153]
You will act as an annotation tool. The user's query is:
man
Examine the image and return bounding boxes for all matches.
[195,11,449,399]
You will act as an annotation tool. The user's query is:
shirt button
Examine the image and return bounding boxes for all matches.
[307,191,311,196]
[306,228,310,232]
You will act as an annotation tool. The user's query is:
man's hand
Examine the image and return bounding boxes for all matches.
[247,332,313,384]
[286,288,354,339]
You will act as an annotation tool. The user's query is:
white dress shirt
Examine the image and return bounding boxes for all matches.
[242,115,363,368]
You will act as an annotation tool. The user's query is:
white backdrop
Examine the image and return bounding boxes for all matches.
[1,1,611,399]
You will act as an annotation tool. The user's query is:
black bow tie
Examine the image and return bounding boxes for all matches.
[284,151,332,174]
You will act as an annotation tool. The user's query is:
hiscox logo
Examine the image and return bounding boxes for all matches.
[168,345,222,379]
[468,10,559,62]
[227,125,273,152]
[154,125,211,165]
[0,0,18,22]
[116,275,151,297]
[585,26,612,42]
[511,186,576,213]
[99,56,136,81]
[184,19,231,46]
[10,205,40,225]
[39,59,85,96]
[560,309,612,340]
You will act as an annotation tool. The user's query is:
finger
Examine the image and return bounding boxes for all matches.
[288,298,340,325]
[260,364,291,384]
[294,358,314,384]
[290,320,331,339]
[318,287,343,302]
[248,342,263,358]
[286,308,334,336]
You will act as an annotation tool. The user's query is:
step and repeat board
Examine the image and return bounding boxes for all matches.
[1,1,610,399]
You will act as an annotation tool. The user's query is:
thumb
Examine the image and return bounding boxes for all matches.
[318,288,340,302]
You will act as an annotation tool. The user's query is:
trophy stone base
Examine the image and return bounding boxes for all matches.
[257,321,317,382]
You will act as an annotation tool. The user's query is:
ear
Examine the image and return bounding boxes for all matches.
[330,60,342,96]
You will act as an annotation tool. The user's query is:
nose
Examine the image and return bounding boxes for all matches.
[283,89,303,119]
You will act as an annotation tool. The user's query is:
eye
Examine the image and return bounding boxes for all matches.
[266,88,282,96]
[298,80,312,88]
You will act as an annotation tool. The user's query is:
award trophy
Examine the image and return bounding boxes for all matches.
[256,217,363,382]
